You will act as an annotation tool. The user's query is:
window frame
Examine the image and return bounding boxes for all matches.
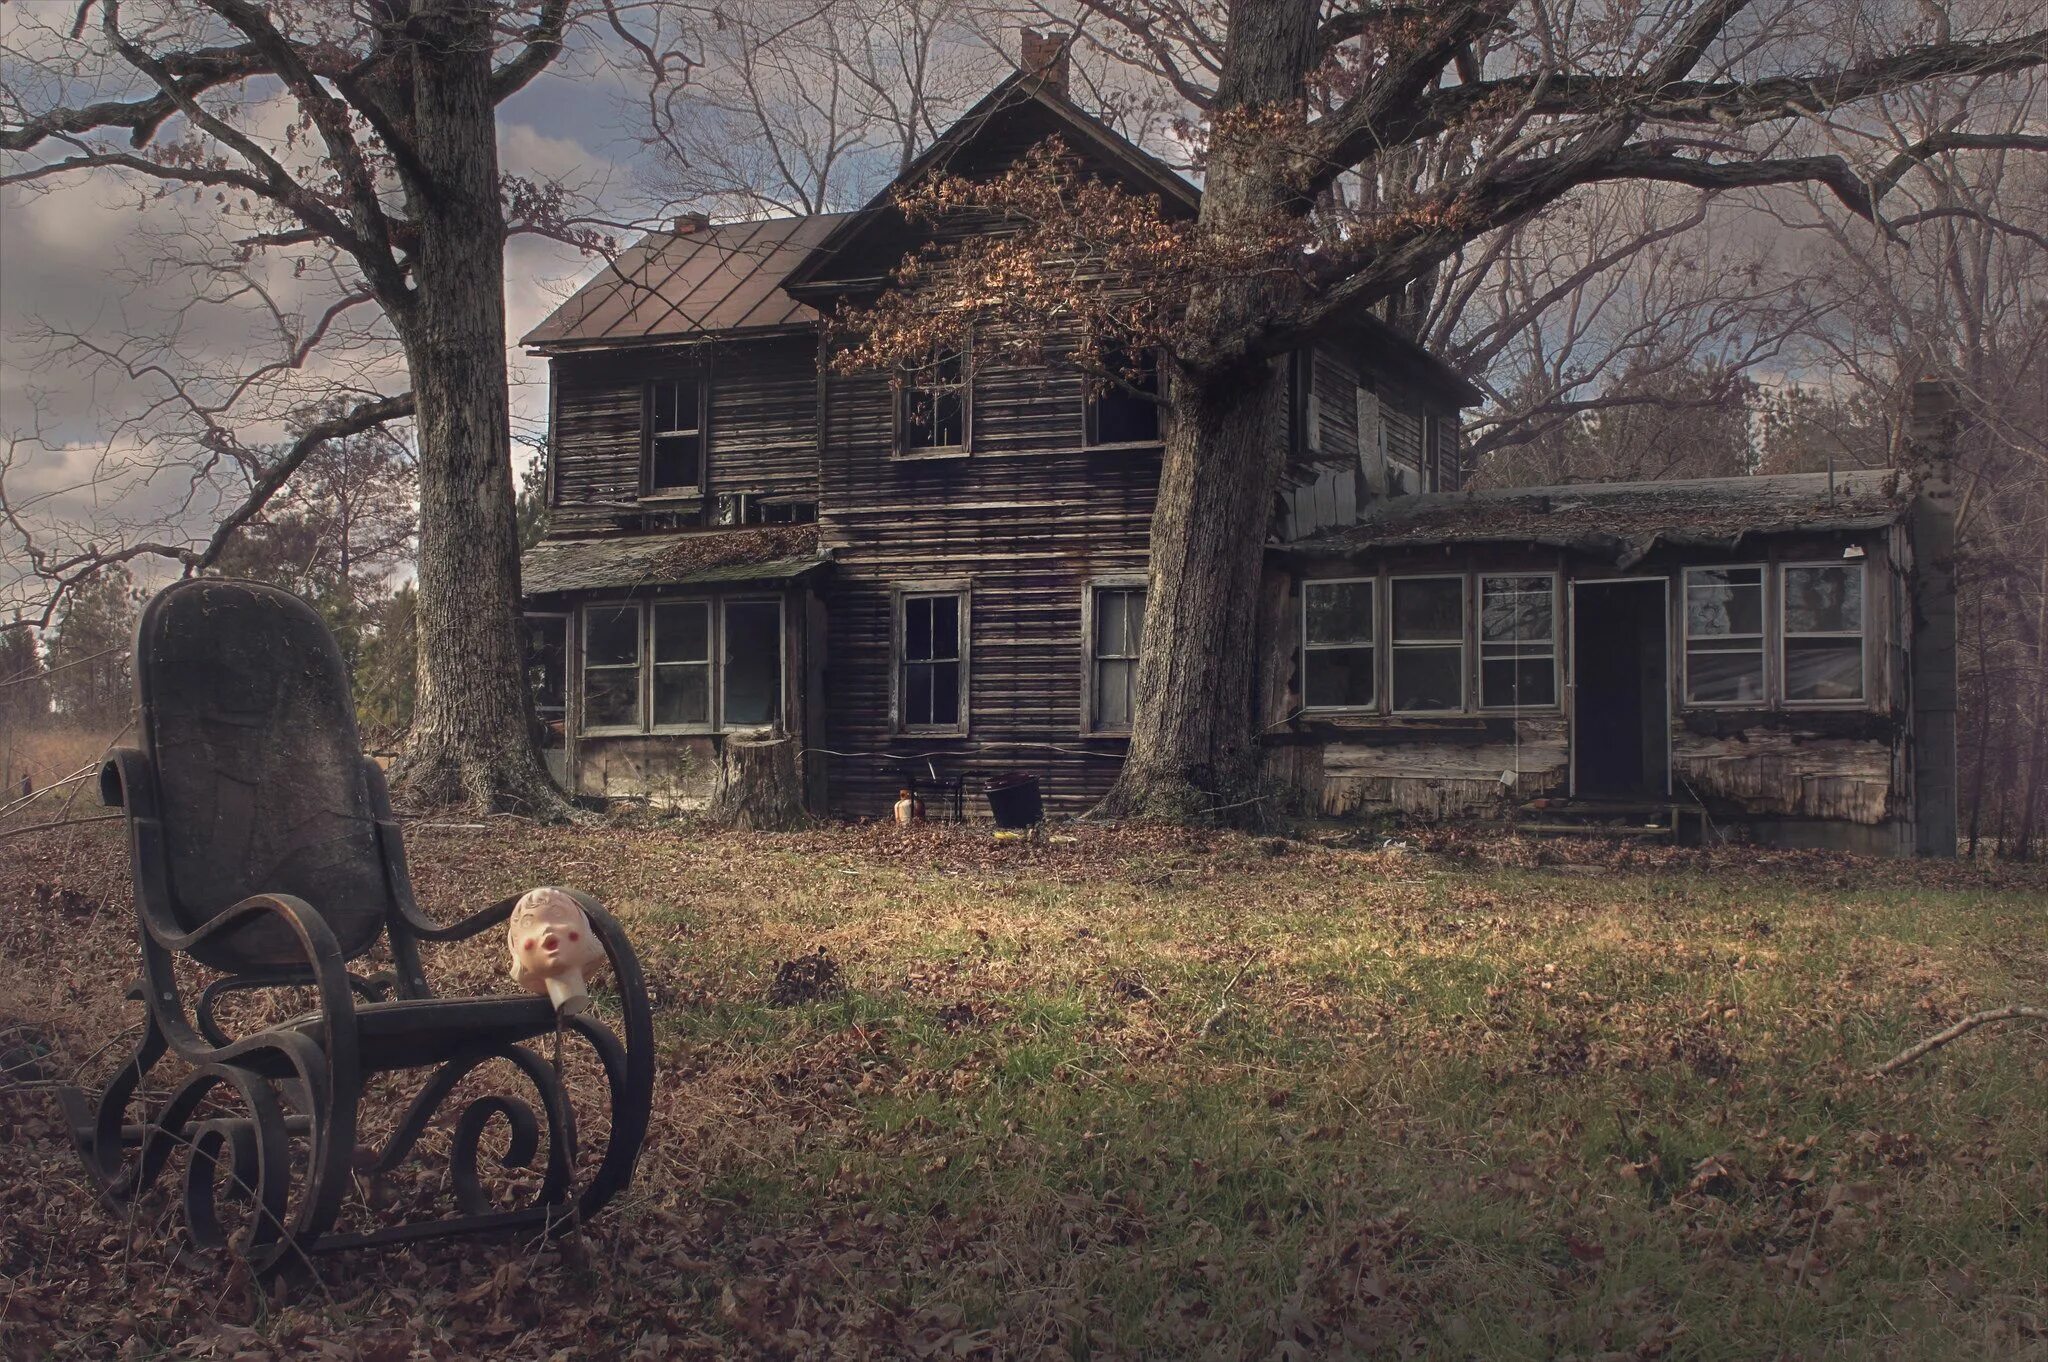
[719,594,787,732]
[647,598,715,734]
[642,375,707,498]
[892,582,971,735]
[1477,572,1561,712]
[523,610,571,739]
[1082,350,1164,449]
[1299,576,1379,715]
[1778,559,1869,708]
[1682,563,1770,709]
[894,340,971,459]
[578,599,649,736]
[575,592,789,738]
[1387,573,1468,715]
[1080,575,1148,734]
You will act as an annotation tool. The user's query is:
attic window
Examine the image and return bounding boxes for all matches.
[898,344,967,455]
[1086,350,1161,446]
[647,377,704,494]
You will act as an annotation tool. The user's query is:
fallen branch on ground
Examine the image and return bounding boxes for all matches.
[1869,1004,2048,1078]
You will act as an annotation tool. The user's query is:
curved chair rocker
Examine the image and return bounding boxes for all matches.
[57,579,654,1277]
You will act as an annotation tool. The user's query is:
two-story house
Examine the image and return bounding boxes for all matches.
[520,49,1958,854]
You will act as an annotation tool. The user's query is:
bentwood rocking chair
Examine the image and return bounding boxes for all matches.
[59,579,654,1276]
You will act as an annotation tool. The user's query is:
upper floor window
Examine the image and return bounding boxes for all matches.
[898,590,965,730]
[646,377,704,494]
[1086,584,1146,731]
[1781,562,1864,704]
[899,344,967,454]
[1684,566,1765,705]
[1390,575,1465,713]
[1086,350,1161,446]
[1479,575,1558,708]
[1301,578,1375,711]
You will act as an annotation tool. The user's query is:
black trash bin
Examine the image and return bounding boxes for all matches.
[983,772,1043,829]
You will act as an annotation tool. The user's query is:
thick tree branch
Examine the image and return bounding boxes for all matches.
[0,45,264,152]
[491,0,571,102]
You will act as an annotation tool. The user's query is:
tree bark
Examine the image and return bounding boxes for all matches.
[709,735,809,830]
[384,0,568,817]
[1097,0,1318,822]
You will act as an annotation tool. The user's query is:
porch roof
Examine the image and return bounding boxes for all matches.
[523,525,827,597]
[1287,470,1912,569]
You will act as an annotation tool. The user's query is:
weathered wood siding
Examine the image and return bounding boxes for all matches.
[548,335,820,535]
[817,366,1153,818]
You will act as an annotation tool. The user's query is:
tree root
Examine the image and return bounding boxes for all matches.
[1868,1004,2048,1079]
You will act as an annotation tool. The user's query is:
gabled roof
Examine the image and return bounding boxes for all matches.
[781,69,1200,296]
[1287,470,1911,568]
[523,214,849,351]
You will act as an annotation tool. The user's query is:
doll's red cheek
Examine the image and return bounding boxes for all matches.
[523,939,537,951]
[569,931,581,942]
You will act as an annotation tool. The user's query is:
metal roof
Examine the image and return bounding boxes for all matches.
[523,526,828,596]
[1288,470,1913,568]
[523,215,851,350]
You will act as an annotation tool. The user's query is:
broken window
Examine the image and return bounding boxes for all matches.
[899,592,964,729]
[1086,349,1161,446]
[647,377,704,493]
[582,603,642,730]
[1781,563,1864,703]
[651,601,711,727]
[1302,579,1375,710]
[1480,576,1557,708]
[1089,585,1145,730]
[899,344,967,453]
[1390,576,1465,712]
[722,599,783,727]
[524,614,568,746]
[1684,566,1765,704]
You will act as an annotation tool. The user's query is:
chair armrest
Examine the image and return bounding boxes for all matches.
[152,893,357,1023]
[99,747,153,813]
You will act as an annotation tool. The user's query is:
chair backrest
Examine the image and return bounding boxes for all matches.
[134,579,392,970]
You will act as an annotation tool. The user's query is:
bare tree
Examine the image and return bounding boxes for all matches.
[834,0,2048,820]
[1,0,595,814]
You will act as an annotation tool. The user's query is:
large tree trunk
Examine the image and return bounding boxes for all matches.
[1098,0,1318,822]
[385,0,568,817]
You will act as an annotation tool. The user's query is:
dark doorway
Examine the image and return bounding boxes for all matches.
[1572,580,1669,798]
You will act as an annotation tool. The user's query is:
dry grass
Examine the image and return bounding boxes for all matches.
[2,819,2044,1360]
[0,725,126,832]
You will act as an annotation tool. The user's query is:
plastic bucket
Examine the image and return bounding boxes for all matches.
[983,772,1044,828]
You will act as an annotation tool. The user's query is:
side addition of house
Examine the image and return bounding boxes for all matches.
[517,42,1958,854]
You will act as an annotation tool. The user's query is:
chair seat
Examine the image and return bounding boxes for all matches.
[275,995,560,1074]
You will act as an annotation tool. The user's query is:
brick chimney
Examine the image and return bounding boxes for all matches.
[673,211,711,235]
[1021,30,1070,96]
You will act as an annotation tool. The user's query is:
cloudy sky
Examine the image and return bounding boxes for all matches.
[0,10,725,615]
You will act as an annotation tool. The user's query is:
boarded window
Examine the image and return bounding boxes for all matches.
[900,345,966,452]
[652,601,711,727]
[1782,563,1864,702]
[582,603,641,730]
[1685,566,1765,704]
[722,599,782,727]
[648,377,703,491]
[1302,579,1374,710]
[1086,350,1161,445]
[900,593,963,728]
[1390,576,1464,712]
[1090,586,1145,730]
[1480,576,1557,708]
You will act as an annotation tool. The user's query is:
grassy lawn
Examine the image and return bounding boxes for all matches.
[2,819,2043,1359]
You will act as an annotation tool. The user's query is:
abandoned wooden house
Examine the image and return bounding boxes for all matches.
[518,56,1959,854]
